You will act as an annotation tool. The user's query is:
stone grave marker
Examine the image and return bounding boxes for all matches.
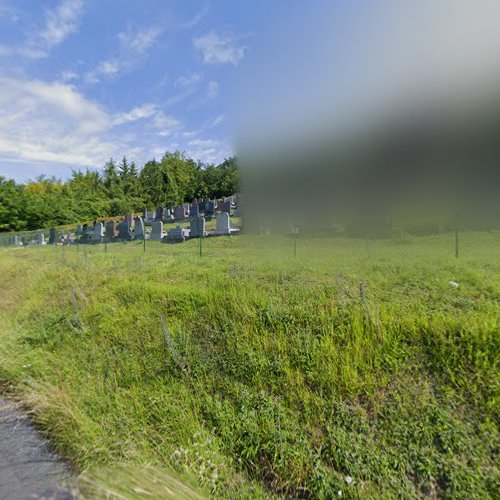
[134,217,145,240]
[174,205,186,220]
[48,228,57,245]
[215,213,239,235]
[165,226,190,243]
[150,220,164,241]
[189,215,206,238]
[118,221,131,241]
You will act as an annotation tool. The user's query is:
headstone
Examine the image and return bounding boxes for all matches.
[192,198,198,206]
[156,206,164,221]
[174,205,186,220]
[198,199,207,212]
[165,226,190,243]
[150,220,164,241]
[205,200,216,217]
[147,211,156,221]
[215,213,239,235]
[143,207,148,219]
[134,217,145,240]
[37,233,45,245]
[126,213,134,227]
[189,215,206,238]
[105,220,118,240]
[190,204,199,217]
[219,200,231,214]
[118,221,131,241]
[13,235,20,246]
[93,222,104,243]
[48,228,57,244]
[75,225,83,235]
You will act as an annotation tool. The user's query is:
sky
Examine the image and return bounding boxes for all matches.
[0,0,285,182]
[1,1,500,183]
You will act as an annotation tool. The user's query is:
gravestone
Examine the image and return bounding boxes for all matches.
[150,220,164,241]
[13,235,20,246]
[105,220,118,240]
[219,200,231,214]
[165,226,190,243]
[37,233,45,245]
[190,204,199,217]
[143,207,148,219]
[156,206,164,221]
[198,199,207,212]
[205,200,216,217]
[192,198,198,206]
[134,217,145,240]
[93,222,104,243]
[174,205,186,220]
[117,221,131,241]
[215,213,239,235]
[48,228,57,245]
[75,225,83,235]
[189,215,206,238]
[126,213,134,227]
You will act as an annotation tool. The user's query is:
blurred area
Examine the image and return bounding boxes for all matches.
[236,0,500,236]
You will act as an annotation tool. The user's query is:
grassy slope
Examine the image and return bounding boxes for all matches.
[0,233,498,498]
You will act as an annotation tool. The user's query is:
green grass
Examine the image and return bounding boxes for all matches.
[0,233,498,498]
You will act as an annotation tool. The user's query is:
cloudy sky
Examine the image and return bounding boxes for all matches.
[0,0,279,182]
[2,1,500,183]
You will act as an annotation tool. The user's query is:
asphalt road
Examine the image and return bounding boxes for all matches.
[0,398,74,500]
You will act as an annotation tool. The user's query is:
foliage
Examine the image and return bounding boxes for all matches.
[0,152,240,231]
[0,233,498,498]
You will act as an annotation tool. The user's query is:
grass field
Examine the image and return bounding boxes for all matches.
[0,232,498,498]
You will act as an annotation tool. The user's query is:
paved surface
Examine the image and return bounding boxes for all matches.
[0,398,74,500]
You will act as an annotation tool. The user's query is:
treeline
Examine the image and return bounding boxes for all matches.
[0,152,239,232]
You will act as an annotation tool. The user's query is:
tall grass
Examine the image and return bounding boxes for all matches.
[0,233,498,498]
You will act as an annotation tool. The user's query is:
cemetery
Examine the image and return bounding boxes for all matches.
[1,196,241,248]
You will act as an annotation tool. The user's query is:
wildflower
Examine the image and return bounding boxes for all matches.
[449,281,459,287]
[346,475,353,484]
[338,490,342,497]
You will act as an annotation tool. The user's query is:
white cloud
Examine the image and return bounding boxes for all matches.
[0,77,116,167]
[0,0,84,59]
[193,31,246,66]
[153,111,181,133]
[39,0,84,50]
[113,104,158,125]
[175,72,202,88]
[85,59,122,83]
[181,0,210,30]
[0,75,228,178]
[85,25,162,83]
[60,69,79,82]
[118,26,162,54]
[209,114,225,128]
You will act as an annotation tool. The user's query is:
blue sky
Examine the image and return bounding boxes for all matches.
[1,1,499,183]
[0,0,290,182]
